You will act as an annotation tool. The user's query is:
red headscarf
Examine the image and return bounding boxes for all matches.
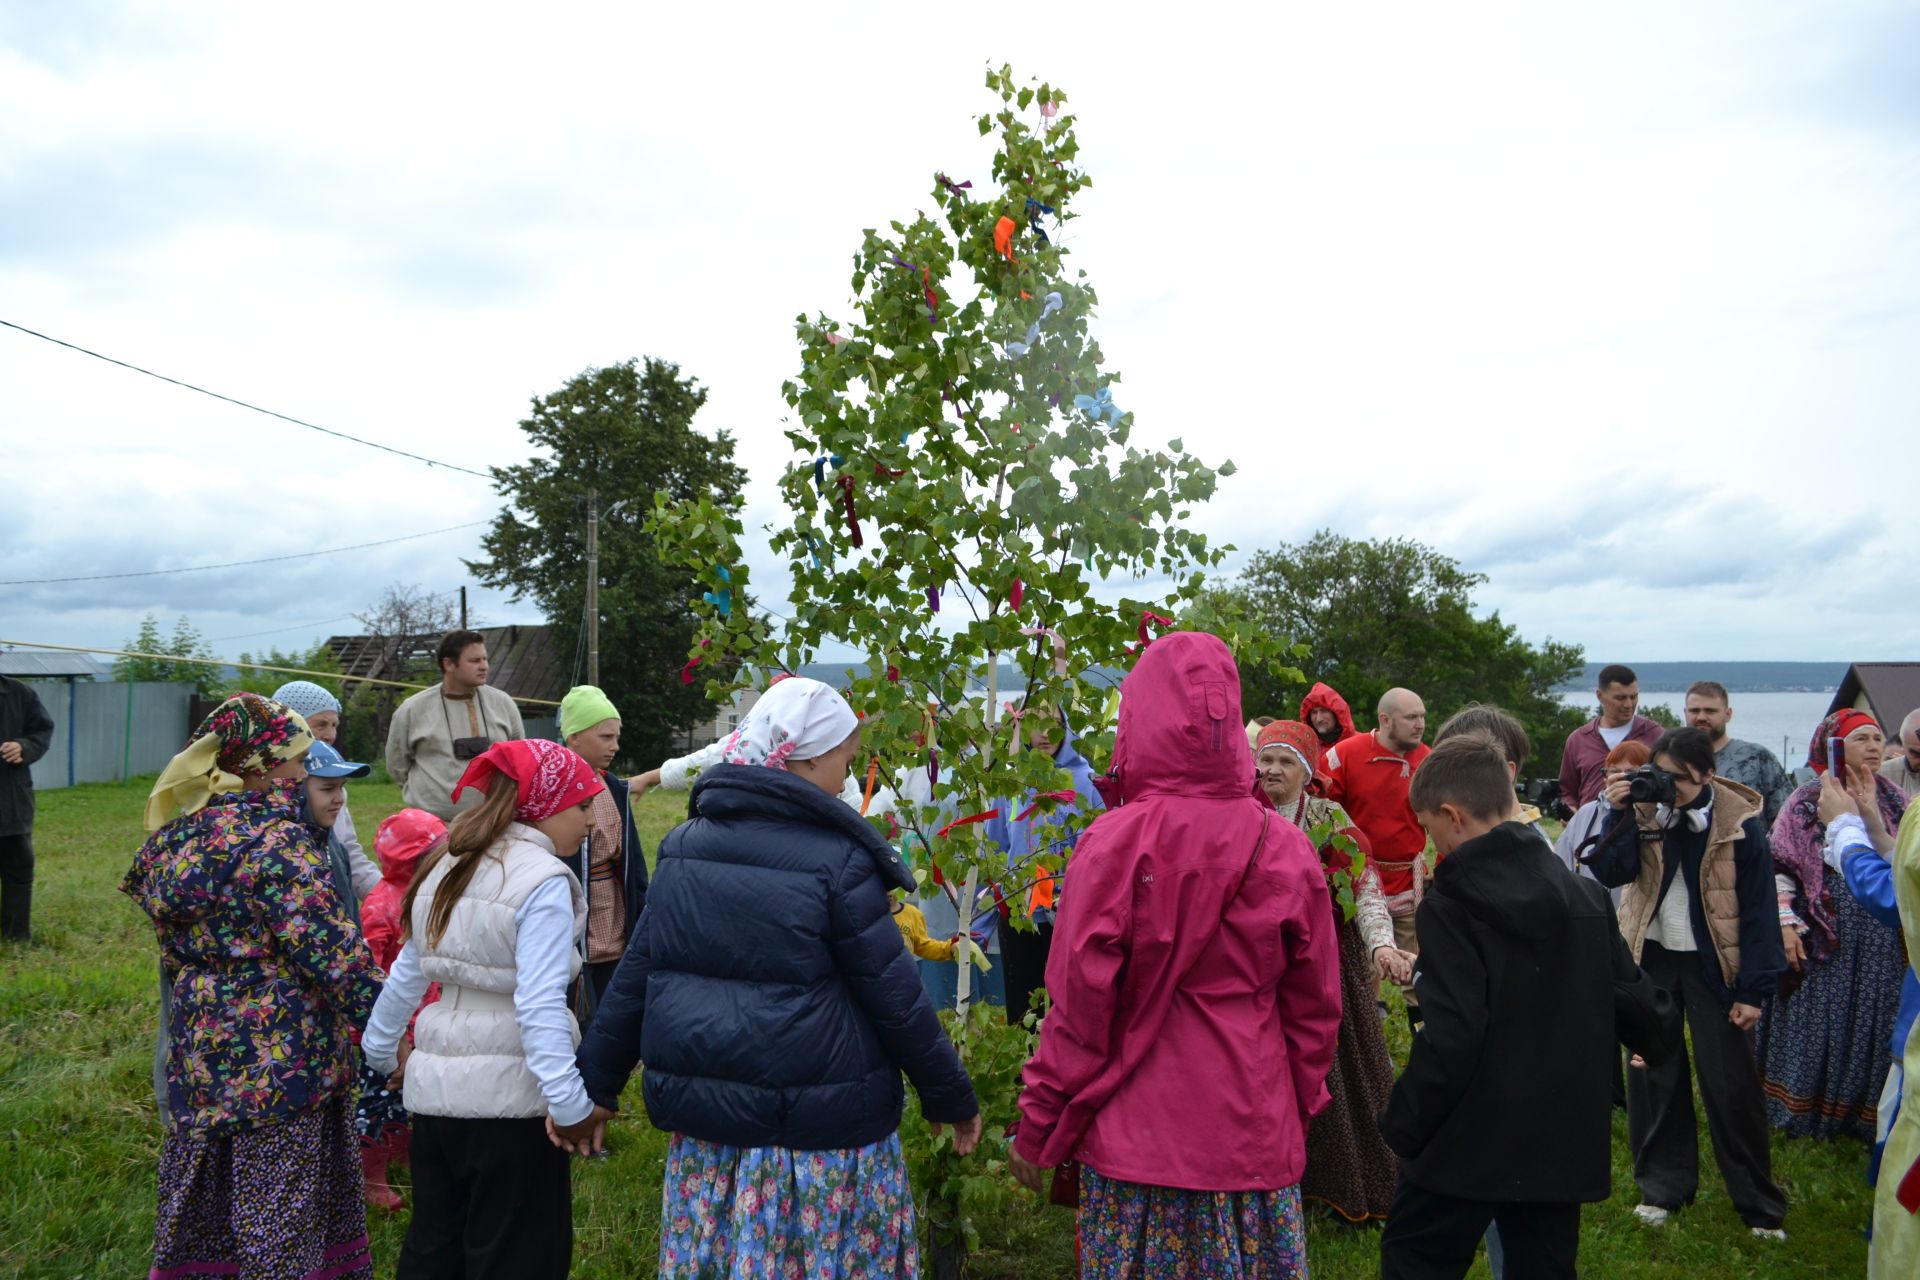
[1256,720,1321,774]
[1809,708,1879,774]
[451,739,606,821]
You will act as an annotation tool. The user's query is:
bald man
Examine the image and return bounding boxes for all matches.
[1880,709,1920,799]
[1323,687,1432,1025]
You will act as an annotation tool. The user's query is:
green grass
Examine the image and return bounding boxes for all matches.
[0,781,1874,1277]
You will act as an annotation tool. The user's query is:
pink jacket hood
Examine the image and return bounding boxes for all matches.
[1015,633,1343,1191]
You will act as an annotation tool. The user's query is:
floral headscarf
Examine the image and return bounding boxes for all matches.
[145,694,313,831]
[450,739,605,823]
[719,678,859,771]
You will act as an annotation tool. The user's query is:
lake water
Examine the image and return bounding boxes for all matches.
[1555,688,1837,770]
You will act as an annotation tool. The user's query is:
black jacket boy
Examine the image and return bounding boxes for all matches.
[1379,821,1678,1203]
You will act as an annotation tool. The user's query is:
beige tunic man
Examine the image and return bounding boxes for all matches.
[386,630,526,820]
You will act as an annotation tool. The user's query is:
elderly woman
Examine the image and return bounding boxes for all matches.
[1257,719,1409,1225]
[555,685,649,1016]
[1757,709,1910,1140]
[124,694,384,1280]
[1010,634,1341,1277]
[576,677,980,1277]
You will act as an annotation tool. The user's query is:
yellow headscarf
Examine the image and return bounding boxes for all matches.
[144,694,314,831]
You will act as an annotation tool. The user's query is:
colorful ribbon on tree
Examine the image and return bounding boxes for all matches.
[890,254,939,322]
[702,566,732,617]
[937,173,972,198]
[1014,790,1078,822]
[937,808,1000,839]
[1025,198,1056,245]
[1008,577,1024,612]
[993,216,1018,261]
[680,638,712,686]
[1074,385,1124,425]
[1136,610,1176,649]
[1006,291,1064,358]
[837,474,863,547]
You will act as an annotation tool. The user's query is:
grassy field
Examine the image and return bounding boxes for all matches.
[0,779,1876,1277]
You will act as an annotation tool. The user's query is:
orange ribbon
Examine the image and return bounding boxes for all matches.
[993,215,1018,261]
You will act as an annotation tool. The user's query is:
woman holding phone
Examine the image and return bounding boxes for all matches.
[1756,709,1908,1140]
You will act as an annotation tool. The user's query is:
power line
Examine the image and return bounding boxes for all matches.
[208,614,360,643]
[0,318,497,479]
[0,521,489,585]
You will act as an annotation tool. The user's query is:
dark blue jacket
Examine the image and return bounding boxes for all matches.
[576,763,977,1150]
[560,770,649,941]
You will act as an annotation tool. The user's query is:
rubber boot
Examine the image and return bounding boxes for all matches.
[361,1136,404,1212]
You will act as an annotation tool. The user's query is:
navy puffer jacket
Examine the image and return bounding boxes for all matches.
[576,763,978,1150]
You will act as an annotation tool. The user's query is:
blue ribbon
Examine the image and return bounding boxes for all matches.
[1006,291,1064,358]
[812,454,847,493]
[1074,385,1124,426]
[1026,198,1056,245]
[702,565,733,617]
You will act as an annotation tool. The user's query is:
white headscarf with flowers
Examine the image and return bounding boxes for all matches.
[720,677,860,770]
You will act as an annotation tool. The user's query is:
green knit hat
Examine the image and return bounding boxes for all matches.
[559,685,621,740]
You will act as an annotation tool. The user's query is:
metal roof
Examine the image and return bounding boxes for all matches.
[0,650,113,678]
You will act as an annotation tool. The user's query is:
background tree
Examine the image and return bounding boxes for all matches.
[1223,530,1587,776]
[468,359,747,767]
[113,614,221,697]
[228,640,344,699]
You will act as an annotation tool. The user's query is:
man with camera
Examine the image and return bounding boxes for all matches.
[1582,727,1788,1240]
[385,630,527,820]
[1558,664,1664,808]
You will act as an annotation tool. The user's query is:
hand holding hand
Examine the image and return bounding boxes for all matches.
[1816,773,1859,824]
[1372,946,1415,986]
[1728,1002,1762,1032]
[1780,924,1805,973]
[930,1112,983,1157]
[0,741,21,765]
[1009,1149,1047,1194]
[385,1039,412,1090]
[547,1104,614,1156]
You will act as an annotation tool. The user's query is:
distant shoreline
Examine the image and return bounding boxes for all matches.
[1552,661,1844,695]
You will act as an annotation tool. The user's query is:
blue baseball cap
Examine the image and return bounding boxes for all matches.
[306,740,371,780]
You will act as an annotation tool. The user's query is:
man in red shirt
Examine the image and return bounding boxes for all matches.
[1557,664,1664,808]
[1325,687,1431,1026]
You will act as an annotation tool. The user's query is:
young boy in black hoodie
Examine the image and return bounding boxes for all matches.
[1378,735,1678,1280]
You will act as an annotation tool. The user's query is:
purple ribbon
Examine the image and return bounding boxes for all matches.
[938,173,972,198]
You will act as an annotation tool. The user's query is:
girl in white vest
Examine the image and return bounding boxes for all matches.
[362,739,613,1279]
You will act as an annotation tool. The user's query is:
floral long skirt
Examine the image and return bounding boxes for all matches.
[1080,1167,1307,1279]
[1757,868,1906,1140]
[151,1094,372,1280]
[659,1131,919,1279]
[1301,913,1399,1223]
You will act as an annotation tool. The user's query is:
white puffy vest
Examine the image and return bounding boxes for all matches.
[404,824,585,1119]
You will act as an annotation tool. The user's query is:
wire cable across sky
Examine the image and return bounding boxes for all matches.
[0,318,497,479]
[0,522,489,585]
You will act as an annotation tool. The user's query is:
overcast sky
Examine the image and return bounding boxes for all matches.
[4,1,1916,674]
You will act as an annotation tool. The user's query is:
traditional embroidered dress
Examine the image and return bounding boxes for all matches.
[1758,767,1908,1139]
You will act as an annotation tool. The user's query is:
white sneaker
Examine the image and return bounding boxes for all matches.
[1751,1227,1787,1242]
[1632,1205,1670,1227]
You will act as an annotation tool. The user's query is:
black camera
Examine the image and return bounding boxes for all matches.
[452,736,492,761]
[1518,777,1572,822]
[1624,764,1676,807]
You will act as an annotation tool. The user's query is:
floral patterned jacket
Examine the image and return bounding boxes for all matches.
[122,780,383,1133]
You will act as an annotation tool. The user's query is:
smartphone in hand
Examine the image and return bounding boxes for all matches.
[1828,736,1847,777]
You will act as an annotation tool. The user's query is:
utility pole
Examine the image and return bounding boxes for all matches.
[585,487,600,687]
[459,586,468,630]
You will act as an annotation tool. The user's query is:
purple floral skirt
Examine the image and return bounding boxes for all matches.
[659,1131,918,1278]
[150,1094,371,1280]
[1080,1167,1307,1279]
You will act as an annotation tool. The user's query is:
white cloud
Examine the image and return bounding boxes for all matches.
[2,0,1915,671]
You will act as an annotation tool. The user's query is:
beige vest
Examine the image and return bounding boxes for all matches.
[405,824,585,1119]
[1616,777,1764,989]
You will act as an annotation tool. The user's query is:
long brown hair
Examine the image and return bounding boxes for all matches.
[399,780,521,947]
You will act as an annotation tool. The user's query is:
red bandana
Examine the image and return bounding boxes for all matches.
[451,739,605,822]
[1809,708,1879,775]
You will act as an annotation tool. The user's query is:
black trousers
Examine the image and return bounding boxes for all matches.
[0,832,32,941]
[1000,918,1053,1027]
[1628,942,1786,1228]
[398,1114,572,1279]
[1380,1177,1580,1280]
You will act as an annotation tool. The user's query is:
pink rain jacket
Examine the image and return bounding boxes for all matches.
[1014,632,1342,1191]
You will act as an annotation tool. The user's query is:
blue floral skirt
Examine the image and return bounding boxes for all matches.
[1757,868,1905,1140]
[1080,1167,1307,1279]
[659,1132,919,1279]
